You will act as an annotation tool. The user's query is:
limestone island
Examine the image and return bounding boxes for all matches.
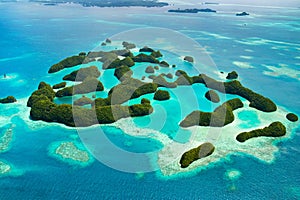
[226,71,238,80]
[154,90,170,101]
[0,96,17,104]
[236,12,250,16]
[286,113,298,122]
[180,142,215,168]
[205,90,220,103]
[236,121,286,142]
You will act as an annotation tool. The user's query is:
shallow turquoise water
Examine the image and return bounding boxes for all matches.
[0,2,299,199]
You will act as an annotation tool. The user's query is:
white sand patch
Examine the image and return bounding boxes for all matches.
[233,61,255,69]
[263,64,300,81]
[225,169,242,181]
[0,125,14,153]
[0,161,11,175]
[240,55,253,60]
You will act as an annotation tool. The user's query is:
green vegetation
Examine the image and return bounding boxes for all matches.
[236,121,286,142]
[145,66,155,73]
[106,56,135,69]
[0,96,17,104]
[180,98,243,127]
[173,71,276,112]
[56,78,104,97]
[226,71,238,79]
[52,82,66,89]
[97,78,157,105]
[132,53,159,64]
[180,143,215,168]
[151,50,163,58]
[286,113,298,122]
[27,82,56,107]
[205,90,220,103]
[141,98,151,104]
[154,90,170,101]
[48,54,86,73]
[63,66,101,81]
[159,61,170,67]
[74,96,93,106]
[114,65,133,81]
[139,46,154,52]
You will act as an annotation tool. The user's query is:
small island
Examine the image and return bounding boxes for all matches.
[0,96,17,104]
[52,82,66,89]
[145,66,155,73]
[286,113,298,122]
[205,90,220,103]
[236,12,250,16]
[183,56,194,63]
[154,90,170,101]
[236,121,286,142]
[180,142,215,168]
[226,71,238,80]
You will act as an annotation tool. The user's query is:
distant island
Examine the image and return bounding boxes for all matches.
[168,8,217,13]
[30,0,168,7]
[236,12,250,16]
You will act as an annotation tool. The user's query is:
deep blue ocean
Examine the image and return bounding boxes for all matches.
[0,2,300,199]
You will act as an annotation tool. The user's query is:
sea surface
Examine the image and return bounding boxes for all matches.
[0,2,300,199]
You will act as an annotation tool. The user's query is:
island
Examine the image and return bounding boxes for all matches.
[180,98,243,127]
[236,121,286,142]
[145,66,155,73]
[183,56,194,63]
[226,71,238,80]
[154,90,170,101]
[0,96,17,104]
[286,113,298,122]
[52,82,66,89]
[205,90,220,103]
[168,8,217,13]
[236,12,250,16]
[180,142,215,168]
